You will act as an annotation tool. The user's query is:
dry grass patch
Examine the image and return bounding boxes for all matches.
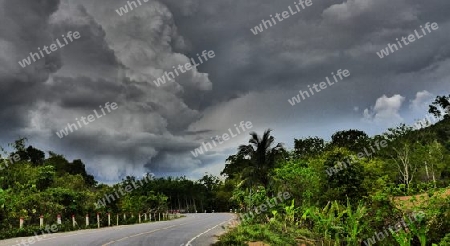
[393,188,450,210]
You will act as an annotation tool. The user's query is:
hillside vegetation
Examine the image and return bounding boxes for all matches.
[215,95,450,245]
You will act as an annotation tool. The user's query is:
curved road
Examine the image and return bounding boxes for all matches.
[0,213,235,246]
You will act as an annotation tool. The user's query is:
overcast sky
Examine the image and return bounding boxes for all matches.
[1,0,449,183]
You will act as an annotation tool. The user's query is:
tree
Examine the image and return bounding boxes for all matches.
[390,143,418,193]
[8,138,28,162]
[273,159,321,207]
[221,154,251,180]
[198,174,221,193]
[323,148,366,203]
[70,159,96,187]
[6,140,45,166]
[27,146,45,165]
[384,124,414,142]
[294,136,326,158]
[235,129,285,190]
[429,94,450,120]
[330,129,369,152]
[383,124,449,192]
[198,174,222,212]
[418,140,446,188]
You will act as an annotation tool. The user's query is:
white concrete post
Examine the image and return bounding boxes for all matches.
[72,215,76,228]
[40,215,44,228]
[97,213,100,228]
[19,217,24,229]
[138,213,141,223]
[86,214,89,226]
[57,214,62,225]
[108,213,111,226]
[158,213,161,221]
[116,214,119,226]
[144,213,147,221]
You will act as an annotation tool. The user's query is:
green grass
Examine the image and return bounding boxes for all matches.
[214,222,314,246]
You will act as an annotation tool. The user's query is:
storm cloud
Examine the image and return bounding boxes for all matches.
[1,0,449,182]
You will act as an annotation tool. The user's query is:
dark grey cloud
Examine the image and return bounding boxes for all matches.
[161,0,450,105]
[0,0,449,182]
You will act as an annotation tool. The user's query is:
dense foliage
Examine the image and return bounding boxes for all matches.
[216,95,450,245]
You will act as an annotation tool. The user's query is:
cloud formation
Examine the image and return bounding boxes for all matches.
[1,0,449,182]
[410,90,434,111]
[363,94,406,125]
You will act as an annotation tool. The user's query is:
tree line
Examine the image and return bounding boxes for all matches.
[0,138,234,239]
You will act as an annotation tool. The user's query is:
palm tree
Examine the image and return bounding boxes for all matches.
[237,129,285,190]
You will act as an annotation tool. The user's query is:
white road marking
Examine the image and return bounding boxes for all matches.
[185,218,232,245]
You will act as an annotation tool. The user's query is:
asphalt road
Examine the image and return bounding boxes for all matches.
[0,213,235,246]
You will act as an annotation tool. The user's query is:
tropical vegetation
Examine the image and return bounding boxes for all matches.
[216,94,450,245]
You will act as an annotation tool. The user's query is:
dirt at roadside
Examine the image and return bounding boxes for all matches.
[211,213,240,244]
[248,242,270,246]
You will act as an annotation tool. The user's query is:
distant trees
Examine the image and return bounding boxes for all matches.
[0,139,232,238]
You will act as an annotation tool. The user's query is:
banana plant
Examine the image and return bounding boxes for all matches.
[342,200,368,245]
[301,201,344,242]
[284,199,297,227]
[408,212,427,246]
